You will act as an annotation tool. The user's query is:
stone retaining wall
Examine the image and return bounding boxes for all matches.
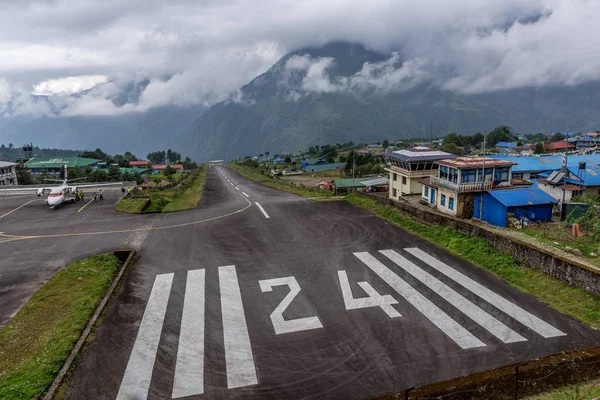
[363,193,600,297]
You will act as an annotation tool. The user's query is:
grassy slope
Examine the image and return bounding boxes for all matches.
[344,193,600,330]
[0,254,122,400]
[525,379,600,399]
[228,163,334,198]
[162,165,208,212]
[115,197,148,214]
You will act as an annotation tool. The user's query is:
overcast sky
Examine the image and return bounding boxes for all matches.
[1,0,599,116]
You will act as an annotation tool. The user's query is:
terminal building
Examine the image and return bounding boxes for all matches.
[384,147,457,201]
[0,161,18,186]
[24,157,101,175]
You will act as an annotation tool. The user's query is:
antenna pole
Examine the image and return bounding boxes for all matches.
[479,125,487,221]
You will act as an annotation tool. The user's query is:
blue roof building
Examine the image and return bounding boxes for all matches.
[495,142,518,148]
[474,187,557,227]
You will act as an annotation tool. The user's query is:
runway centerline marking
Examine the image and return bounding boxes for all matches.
[255,202,270,219]
[235,187,240,191]
[0,193,252,243]
[77,199,95,213]
[0,199,35,219]
[242,192,249,198]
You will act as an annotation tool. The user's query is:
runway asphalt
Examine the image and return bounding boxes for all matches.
[19,165,591,400]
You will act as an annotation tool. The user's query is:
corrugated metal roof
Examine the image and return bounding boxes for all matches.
[487,187,557,207]
[360,177,389,186]
[495,142,517,148]
[334,178,365,188]
[25,157,101,168]
[387,148,457,162]
[303,162,345,172]
[0,161,17,167]
[436,157,517,168]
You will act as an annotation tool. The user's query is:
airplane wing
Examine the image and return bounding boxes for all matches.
[0,186,54,195]
[74,182,126,189]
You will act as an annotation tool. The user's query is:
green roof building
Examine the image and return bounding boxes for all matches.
[25,157,101,175]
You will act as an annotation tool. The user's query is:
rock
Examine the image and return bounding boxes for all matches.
[590,252,598,257]
[572,248,583,256]
[565,246,573,252]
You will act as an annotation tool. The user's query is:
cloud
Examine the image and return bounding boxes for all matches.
[0,0,600,116]
[33,75,108,96]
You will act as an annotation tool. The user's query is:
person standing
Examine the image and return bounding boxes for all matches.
[92,192,97,201]
[99,189,104,201]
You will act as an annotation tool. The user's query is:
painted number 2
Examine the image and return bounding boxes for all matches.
[259,277,323,335]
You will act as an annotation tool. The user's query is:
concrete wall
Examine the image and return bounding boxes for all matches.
[360,193,600,297]
[436,187,458,216]
[538,181,575,202]
[388,171,428,199]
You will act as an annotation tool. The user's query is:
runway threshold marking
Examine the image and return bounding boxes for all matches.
[255,202,270,219]
[172,269,206,398]
[116,273,174,400]
[219,265,258,389]
[380,250,526,343]
[0,193,252,243]
[0,199,35,220]
[405,248,566,338]
[77,199,95,213]
[354,252,486,349]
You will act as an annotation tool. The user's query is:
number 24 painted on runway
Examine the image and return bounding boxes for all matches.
[259,272,400,335]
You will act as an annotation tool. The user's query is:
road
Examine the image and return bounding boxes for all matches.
[54,166,599,399]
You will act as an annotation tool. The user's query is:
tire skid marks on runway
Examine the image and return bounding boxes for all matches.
[117,249,566,397]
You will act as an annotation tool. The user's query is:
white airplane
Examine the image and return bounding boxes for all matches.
[0,165,125,208]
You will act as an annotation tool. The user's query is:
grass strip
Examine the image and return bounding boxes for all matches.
[0,254,122,400]
[228,163,334,198]
[524,378,600,399]
[344,193,600,330]
[115,196,148,213]
[162,165,208,212]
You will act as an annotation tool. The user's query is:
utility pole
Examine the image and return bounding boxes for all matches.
[562,151,568,203]
[352,144,356,192]
[430,119,434,142]
[479,125,487,221]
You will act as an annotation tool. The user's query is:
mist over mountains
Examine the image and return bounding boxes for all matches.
[1,42,599,161]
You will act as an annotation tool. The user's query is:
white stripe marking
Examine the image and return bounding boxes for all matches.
[172,269,205,398]
[219,266,258,389]
[405,248,565,338]
[354,252,485,349]
[380,250,526,343]
[255,202,270,219]
[230,182,234,186]
[235,187,240,191]
[116,273,174,400]
[242,192,249,198]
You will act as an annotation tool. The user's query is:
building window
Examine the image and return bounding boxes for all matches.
[449,197,454,210]
[393,173,397,181]
[402,176,407,185]
[424,186,429,197]
[392,188,397,197]
[441,194,446,207]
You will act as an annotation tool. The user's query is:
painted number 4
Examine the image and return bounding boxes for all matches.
[260,273,400,335]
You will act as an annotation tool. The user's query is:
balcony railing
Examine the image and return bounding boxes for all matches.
[429,176,494,192]
[385,166,438,177]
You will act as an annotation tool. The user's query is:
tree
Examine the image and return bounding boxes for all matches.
[88,169,108,182]
[132,171,144,185]
[534,142,545,154]
[259,153,264,160]
[440,142,465,156]
[487,126,514,146]
[471,133,484,148]
[8,143,13,149]
[107,164,122,181]
[548,132,566,143]
[382,140,390,148]
[265,151,270,160]
[15,164,31,185]
[163,165,176,178]
[284,155,292,164]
